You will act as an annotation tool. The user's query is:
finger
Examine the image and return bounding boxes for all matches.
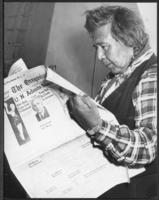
[81,95,92,108]
[73,95,83,105]
[73,95,90,109]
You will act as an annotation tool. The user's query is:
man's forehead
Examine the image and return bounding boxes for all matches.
[91,23,112,43]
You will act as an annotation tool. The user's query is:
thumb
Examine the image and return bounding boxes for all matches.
[81,95,92,108]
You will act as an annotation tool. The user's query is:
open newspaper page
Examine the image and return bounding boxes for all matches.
[4,62,133,197]
[4,65,85,168]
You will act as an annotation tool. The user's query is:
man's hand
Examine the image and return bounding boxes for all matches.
[67,95,102,130]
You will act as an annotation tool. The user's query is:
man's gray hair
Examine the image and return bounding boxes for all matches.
[84,6,149,57]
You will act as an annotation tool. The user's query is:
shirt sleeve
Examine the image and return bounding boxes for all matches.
[90,67,157,167]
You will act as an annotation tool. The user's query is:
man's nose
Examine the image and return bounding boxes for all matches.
[97,46,105,61]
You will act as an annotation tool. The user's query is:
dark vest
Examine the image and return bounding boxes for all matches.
[102,54,157,175]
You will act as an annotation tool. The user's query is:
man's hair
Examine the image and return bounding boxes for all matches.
[84,6,149,57]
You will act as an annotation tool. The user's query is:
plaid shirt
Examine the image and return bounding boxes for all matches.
[91,51,157,167]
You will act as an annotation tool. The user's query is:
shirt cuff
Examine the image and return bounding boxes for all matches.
[87,120,103,136]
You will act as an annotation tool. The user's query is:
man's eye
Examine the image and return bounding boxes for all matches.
[102,45,109,51]
[92,44,97,49]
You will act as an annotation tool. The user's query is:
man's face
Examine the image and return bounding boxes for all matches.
[92,23,133,74]
[32,98,44,113]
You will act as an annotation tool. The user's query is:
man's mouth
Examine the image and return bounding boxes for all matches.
[103,61,112,68]
[106,63,112,68]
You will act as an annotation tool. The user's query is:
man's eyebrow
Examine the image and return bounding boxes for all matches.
[93,42,108,47]
[92,44,97,48]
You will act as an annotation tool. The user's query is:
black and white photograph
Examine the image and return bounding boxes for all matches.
[2,2,158,199]
[31,96,50,122]
[4,98,30,145]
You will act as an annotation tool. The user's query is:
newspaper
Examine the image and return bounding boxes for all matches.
[8,58,28,76]
[4,59,144,197]
[46,65,145,179]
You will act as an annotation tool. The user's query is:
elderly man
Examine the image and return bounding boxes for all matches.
[68,6,157,199]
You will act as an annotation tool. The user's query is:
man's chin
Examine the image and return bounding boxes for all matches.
[103,62,119,74]
[108,66,117,73]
